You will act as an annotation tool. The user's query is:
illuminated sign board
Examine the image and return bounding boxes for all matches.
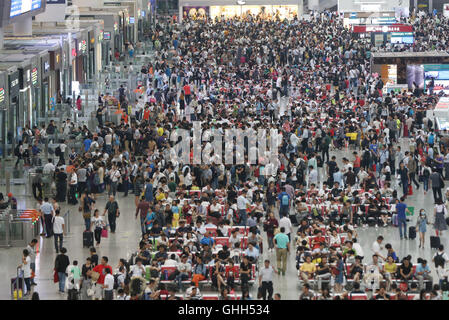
[31,67,38,85]
[10,0,42,18]
[352,24,413,33]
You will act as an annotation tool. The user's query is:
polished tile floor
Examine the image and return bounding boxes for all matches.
[0,138,446,300]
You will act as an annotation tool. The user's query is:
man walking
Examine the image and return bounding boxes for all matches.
[258,259,277,300]
[26,239,38,286]
[274,227,290,276]
[104,195,120,233]
[52,210,65,254]
[396,197,412,240]
[430,168,443,203]
[39,197,55,238]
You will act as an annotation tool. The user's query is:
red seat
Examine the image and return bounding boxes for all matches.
[350,294,368,300]
[160,266,177,280]
[206,228,218,237]
[215,237,230,247]
[202,295,219,300]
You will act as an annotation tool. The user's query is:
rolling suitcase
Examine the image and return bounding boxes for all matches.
[83,231,94,248]
[11,267,24,300]
[408,226,416,240]
[431,236,441,249]
[289,214,299,226]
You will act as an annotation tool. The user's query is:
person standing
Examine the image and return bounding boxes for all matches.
[264,212,279,253]
[20,249,32,296]
[39,197,55,238]
[273,227,290,276]
[80,192,94,231]
[91,209,106,246]
[236,190,250,227]
[279,215,292,242]
[26,239,38,286]
[136,196,150,236]
[397,162,410,198]
[54,248,70,295]
[416,209,429,248]
[52,210,65,254]
[258,259,277,300]
[104,195,120,233]
[103,268,114,300]
[92,256,113,300]
[430,168,444,203]
[396,197,412,240]
[434,199,448,237]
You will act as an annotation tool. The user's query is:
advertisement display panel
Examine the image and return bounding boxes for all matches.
[10,0,42,18]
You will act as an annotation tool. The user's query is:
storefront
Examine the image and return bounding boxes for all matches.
[40,53,51,119]
[50,47,63,106]
[88,31,96,80]
[74,35,88,84]
[8,69,20,154]
[0,72,7,157]
[18,60,34,128]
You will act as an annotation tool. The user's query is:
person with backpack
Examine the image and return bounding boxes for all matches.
[278,187,291,218]
[433,245,449,286]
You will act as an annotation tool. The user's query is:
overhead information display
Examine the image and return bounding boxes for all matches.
[10,0,42,18]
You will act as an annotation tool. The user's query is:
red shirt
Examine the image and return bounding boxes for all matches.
[183,85,191,95]
[92,264,112,284]
[353,156,361,168]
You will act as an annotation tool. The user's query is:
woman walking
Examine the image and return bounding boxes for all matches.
[54,248,70,295]
[91,209,105,246]
[416,209,429,248]
[434,199,448,237]
[263,212,278,253]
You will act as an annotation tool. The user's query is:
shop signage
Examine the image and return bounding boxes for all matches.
[31,67,38,85]
[99,31,104,41]
[0,88,4,105]
[10,78,19,88]
[44,61,50,73]
[129,17,135,24]
[26,69,31,83]
[103,31,111,40]
[72,48,77,57]
[47,0,66,3]
[114,22,118,32]
[9,72,20,97]
[78,40,87,53]
[352,24,413,33]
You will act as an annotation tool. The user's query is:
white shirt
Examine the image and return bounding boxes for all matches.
[259,265,275,282]
[279,216,292,234]
[372,241,383,256]
[22,256,31,278]
[43,162,56,174]
[52,216,65,234]
[237,195,250,210]
[104,273,114,291]
[131,264,145,278]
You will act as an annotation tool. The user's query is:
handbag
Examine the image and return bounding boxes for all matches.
[101,227,108,238]
[53,269,59,283]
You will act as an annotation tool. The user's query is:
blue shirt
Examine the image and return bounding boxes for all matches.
[145,183,153,202]
[278,192,290,207]
[396,202,407,220]
[415,263,430,275]
[84,138,92,152]
[273,233,289,249]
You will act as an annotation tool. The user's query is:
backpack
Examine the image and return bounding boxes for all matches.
[113,274,120,290]
[55,146,62,157]
[281,194,289,206]
[14,145,20,157]
[94,173,100,186]
[435,253,445,269]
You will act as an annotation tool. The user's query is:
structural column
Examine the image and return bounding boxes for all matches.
[13,17,32,36]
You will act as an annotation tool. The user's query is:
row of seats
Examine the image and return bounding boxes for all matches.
[155,265,257,286]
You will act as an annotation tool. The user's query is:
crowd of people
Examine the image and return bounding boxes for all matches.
[12,9,449,300]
